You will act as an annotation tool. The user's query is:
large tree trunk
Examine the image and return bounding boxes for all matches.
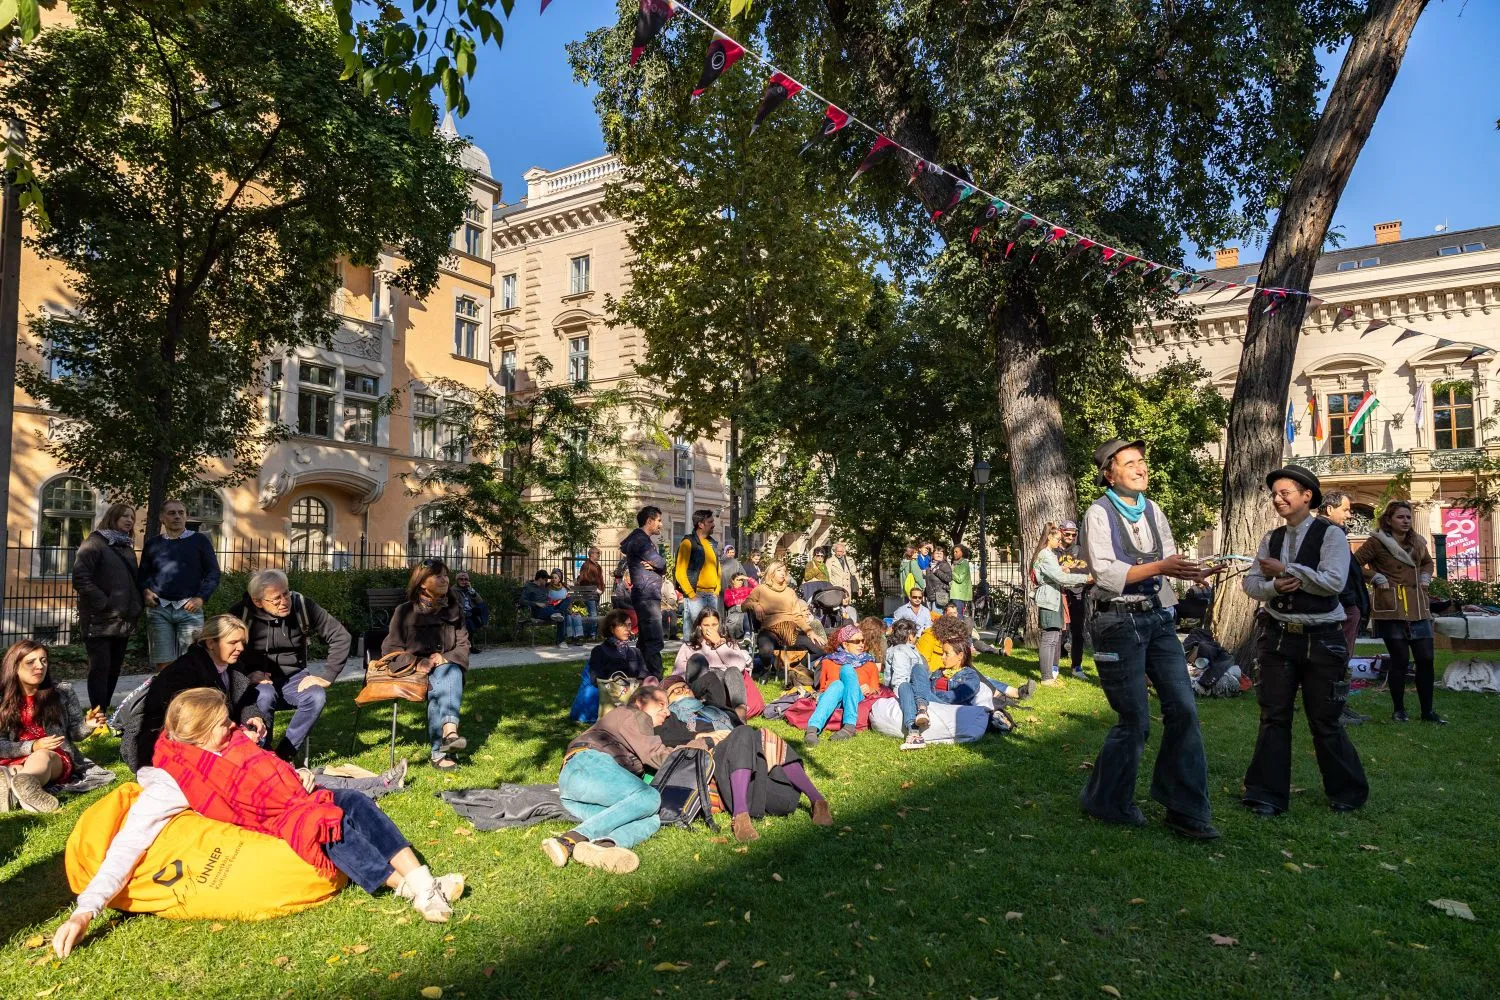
[1211,0,1429,657]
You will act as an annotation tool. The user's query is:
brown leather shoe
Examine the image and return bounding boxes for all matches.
[732,812,759,842]
[810,799,833,827]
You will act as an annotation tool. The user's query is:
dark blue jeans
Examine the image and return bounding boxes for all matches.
[1080,606,1212,826]
[321,789,411,895]
[254,669,329,751]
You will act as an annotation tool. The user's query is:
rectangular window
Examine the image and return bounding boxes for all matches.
[500,348,517,393]
[672,438,693,488]
[567,335,589,383]
[299,362,335,387]
[343,398,377,444]
[370,269,383,318]
[500,273,517,311]
[296,391,333,438]
[569,255,591,295]
[462,203,485,257]
[1463,242,1487,253]
[1438,245,1462,257]
[1336,261,1358,272]
[454,296,481,359]
[1432,384,1475,451]
[267,360,283,423]
[1359,257,1380,269]
[344,372,379,396]
[1327,392,1368,456]
[413,393,440,458]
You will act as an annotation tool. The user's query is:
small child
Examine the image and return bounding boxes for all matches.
[724,573,754,609]
[884,618,928,750]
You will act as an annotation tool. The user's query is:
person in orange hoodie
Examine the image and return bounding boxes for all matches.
[803,625,880,747]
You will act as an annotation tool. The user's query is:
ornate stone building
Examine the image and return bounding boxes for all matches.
[1134,221,1500,574]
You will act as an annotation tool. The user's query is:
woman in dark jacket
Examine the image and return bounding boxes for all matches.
[381,559,471,770]
[71,503,144,711]
[1,640,93,812]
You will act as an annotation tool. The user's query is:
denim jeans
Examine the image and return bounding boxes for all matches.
[1080,606,1212,826]
[558,748,662,848]
[147,604,203,664]
[427,663,464,760]
[808,664,862,733]
[895,682,927,730]
[321,789,410,894]
[910,663,985,707]
[584,598,599,637]
[557,614,584,642]
[255,668,329,751]
[681,594,722,643]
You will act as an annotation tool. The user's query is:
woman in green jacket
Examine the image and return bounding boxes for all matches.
[949,545,974,619]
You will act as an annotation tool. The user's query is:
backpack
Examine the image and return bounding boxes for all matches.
[653,747,718,831]
[113,676,155,772]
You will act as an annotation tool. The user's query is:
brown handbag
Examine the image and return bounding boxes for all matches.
[355,651,430,705]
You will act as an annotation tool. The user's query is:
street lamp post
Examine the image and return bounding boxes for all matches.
[973,459,991,593]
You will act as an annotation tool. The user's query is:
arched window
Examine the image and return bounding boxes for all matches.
[182,488,225,551]
[288,496,330,571]
[407,505,463,561]
[39,477,96,575]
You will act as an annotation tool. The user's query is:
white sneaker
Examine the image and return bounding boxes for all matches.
[557,641,569,649]
[436,873,465,903]
[396,865,452,923]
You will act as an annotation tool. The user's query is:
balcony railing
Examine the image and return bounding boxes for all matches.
[1292,452,1411,476]
[1430,447,1484,471]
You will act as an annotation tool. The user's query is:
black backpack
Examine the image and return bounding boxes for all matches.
[653,747,718,831]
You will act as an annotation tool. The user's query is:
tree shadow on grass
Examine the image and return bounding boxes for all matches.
[0,813,45,869]
[0,852,71,944]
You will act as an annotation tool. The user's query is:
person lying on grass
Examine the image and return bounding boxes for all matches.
[803,624,880,747]
[544,686,726,874]
[0,640,101,814]
[52,688,464,958]
[655,691,832,843]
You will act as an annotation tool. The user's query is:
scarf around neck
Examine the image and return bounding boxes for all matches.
[1105,488,1148,524]
[153,729,343,875]
[99,529,134,547]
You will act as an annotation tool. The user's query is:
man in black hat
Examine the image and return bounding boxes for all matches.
[1057,519,1090,679]
[1079,438,1219,839]
[1240,465,1368,816]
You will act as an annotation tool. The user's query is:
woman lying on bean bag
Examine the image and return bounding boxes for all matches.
[52,688,464,958]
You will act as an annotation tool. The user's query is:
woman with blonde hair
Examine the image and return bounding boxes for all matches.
[1031,522,1092,685]
[743,560,826,669]
[126,614,267,771]
[1354,500,1443,724]
[53,688,462,957]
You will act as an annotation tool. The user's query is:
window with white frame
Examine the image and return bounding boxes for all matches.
[461,203,485,257]
[499,348,518,393]
[370,268,383,319]
[454,296,482,359]
[342,371,380,445]
[569,255,591,295]
[567,335,589,383]
[182,488,224,550]
[412,393,469,462]
[500,273,517,311]
[267,360,284,424]
[296,362,336,438]
[38,477,95,576]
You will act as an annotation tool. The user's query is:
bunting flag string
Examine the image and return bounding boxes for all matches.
[587,0,1496,360]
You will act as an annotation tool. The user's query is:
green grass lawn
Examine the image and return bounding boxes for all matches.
[2,649,1497,999]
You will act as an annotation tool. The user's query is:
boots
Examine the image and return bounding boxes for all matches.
[396,865,453,922]
[11,772,59,813]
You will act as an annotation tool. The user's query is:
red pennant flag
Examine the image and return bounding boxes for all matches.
[1109,254,1139,276]
[934,182,974,220]
[971,201,1003,244]
[800,104,850,154]
[1045,226,1066,244]
[1207,282,1236,300]
[1100,247,1116,262]
[541,0,554,11]
[629,0,675,66]
[906,159,927,185]
[1332,305,1355,329]
[1004,241,1016,258]
[692,36,744,97]
[1360,319,1390,338]
[751,71,803,132]
[849,135,898,185]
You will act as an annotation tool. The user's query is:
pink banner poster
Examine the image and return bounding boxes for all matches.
[1443,507,1481,580]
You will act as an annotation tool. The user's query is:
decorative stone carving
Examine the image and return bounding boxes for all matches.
[332,324,383,361]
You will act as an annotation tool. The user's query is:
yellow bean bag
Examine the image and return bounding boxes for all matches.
[66,782,346,921]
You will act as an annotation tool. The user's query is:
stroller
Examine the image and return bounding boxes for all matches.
[804,582,851,629]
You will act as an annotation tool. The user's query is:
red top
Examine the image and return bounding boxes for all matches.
[0,695,73,782]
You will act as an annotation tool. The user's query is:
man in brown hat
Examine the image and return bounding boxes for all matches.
[1078,438,1219,839]
[1240,465,1368,816]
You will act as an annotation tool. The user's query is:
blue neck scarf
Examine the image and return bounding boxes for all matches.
[1105,488,1147,524]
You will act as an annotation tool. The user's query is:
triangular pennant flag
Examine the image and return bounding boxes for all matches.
[906,158,927,185]
[1433,338,1456,349]
[629,0,675,66]
[1393,328,1423,345]
[751,71,803,132]
[800,104,850,154]
[849,135,898,185]
[1011,213,1038,238]
[1207,282,1236,300]
[1229,285,1254,302]
[540,0,554,12]
[1099,247,1117,262]
[1003,241,1016,259]
[692,36,745,97]
[1360,319,1390,337]
[971,200,1003,244]
[1332,304,1355,329]
[1464,345,1497,362]
[1044,226,1066,245]
[1109,254,1139,276]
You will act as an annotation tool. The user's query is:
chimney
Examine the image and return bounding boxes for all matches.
[1374,220,1402,245]
[1214,247,1240,269]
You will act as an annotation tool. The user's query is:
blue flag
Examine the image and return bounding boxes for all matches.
[1285,401,1296,444]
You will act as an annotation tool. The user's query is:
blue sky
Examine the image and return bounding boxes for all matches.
[458,1,1499,266]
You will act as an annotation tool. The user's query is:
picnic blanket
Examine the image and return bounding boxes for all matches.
[780,687,892,733]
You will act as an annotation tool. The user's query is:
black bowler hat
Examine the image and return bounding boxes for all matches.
[1265,464,1322,510]
[1094,438,1146,488]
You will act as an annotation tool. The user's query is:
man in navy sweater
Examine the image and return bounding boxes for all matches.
[139,498,221,669]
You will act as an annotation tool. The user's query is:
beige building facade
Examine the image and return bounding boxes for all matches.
[1135,221,1500,576]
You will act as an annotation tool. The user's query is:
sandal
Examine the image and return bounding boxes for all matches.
[432,755,459,771]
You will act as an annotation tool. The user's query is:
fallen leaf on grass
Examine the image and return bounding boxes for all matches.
[386,972,402,981]
[1281,850,1294,860]
[453,827,473,837]
[22,935,44,949]
[1209,934,1238,947]
[420,989,443,1000]
[584,916,599,926]
[653,962,690,973]
[326,955,341,965]
[1428,899,1476,921]
[1380,862,1400,872]
[1100,987,1122,998]
[442,934,455,943]
[1283,863,1302,874]
[1360,844,1380,851]
[977,917,988,925]
[771,873,783,883]
[272,956,290,968]
[1409,943,1429,950]
[1333,969,1341,981]
[714,960,730,973]
[36,986,60,998]
[743,911,752,923]
[751,960,768,969]
[1128,898,1145,905]
[347,944,369,955]
[779,973,795,984]
[1005,912,1023,921]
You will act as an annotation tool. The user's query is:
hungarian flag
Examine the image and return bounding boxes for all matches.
[849,135,898,185]
[1347,392,1378,443]
[1307,398,1323,442]
[800,104,850,154]
[692,36,744,97]
[629,0,675,66]
[751,72,803,132]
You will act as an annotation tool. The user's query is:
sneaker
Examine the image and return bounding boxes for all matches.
[810,799,833,826]
[900,731,927,751]
[572,840,640,874]
[11,773,59,814]
[1017,680,1038,701]
[1339,705,1368,726]
[396,865,452,923]
[439,732,468,753]
[913,708,930,731]
[557,641,570,649]
[1039,676,1064,688]
[732,813,759,843]
[829,727,856,742]
[380,759,409,790]
[540,837,572,868]
[803,728,820,748]
[550,614,565,623]
[1392,710,1410,723]
[436,873,466,902]
[1421,711,1448,725]
[1071,667,1088,681]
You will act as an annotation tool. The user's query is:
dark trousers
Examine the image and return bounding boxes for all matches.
[1081,606,1212,825]
[633,597,664,677]
[754,629,825,665]
[322,789,411,895]
[1375,619,1436,716]
[1243,620,1368,812]
[85,636,129,711]
[1065,592,1088,670]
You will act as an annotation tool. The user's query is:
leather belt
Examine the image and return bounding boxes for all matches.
[1260,615,1343,636]
[1098,596,1163,614]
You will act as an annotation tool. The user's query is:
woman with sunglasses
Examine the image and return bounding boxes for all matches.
[803,624,879,747]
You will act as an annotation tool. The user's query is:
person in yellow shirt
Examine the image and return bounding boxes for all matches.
[675,510,721,643]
